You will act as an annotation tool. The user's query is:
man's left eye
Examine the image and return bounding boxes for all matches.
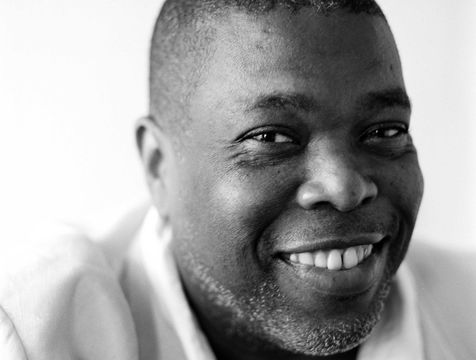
[363,124,409,141]
[251,132,294,143]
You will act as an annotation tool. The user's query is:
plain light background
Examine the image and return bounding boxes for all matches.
[1,0,475,249]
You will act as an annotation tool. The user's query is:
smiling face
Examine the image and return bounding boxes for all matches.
[145,7,423,359]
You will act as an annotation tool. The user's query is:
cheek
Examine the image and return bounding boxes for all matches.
[213,176,280,226]
[204,173,288,255]
[378,158,424,224]
[210,167,301,241]
[171,166,298,285]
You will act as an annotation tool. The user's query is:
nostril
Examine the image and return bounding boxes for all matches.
[296,172,378,211]
[361,195,373,206]
[361,178,378,206]
[329,177,378,212]
[296,182,326,210]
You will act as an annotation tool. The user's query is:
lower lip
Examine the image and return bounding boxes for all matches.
[276,242,388,298]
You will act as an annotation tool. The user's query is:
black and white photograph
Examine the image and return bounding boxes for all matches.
[1,1,475,359]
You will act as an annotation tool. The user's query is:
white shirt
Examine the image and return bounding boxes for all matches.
[2,206,476,359]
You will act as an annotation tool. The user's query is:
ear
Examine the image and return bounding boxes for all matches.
[135,116,174,219]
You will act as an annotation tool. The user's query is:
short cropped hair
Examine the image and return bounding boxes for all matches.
[149,0,385,135]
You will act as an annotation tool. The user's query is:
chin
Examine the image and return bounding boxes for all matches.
[190,266,394,358]
[244,276,393,357]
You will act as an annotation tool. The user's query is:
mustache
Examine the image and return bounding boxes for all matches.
[264,209,399,245]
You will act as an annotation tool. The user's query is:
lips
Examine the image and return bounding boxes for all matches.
[279,233,385,271]
[287,244,374,271]
[277,232,385,254]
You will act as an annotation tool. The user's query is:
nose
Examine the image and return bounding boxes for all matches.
[296,150,378,212]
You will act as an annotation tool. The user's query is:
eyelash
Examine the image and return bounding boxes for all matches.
[361,123,409,142]
[250,131,294,144]
[239,126,299,145]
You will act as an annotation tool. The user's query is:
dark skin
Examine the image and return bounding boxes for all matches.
[138,8,423,360]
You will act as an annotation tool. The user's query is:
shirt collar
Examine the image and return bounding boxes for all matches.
[357,255,425,360]
[138,208,424,360]
[138,208,216,360]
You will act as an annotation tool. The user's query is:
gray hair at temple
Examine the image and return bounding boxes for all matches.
[148,0,386,135]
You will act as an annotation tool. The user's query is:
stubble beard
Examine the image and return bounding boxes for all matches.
[180,252,394,357]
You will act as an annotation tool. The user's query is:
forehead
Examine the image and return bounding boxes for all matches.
[189,9,404,119]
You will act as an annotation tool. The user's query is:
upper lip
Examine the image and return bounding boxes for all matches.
[277,233,386,254]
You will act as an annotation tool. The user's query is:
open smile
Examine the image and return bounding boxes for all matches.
[277,236,390,297]
[285,243,374,270]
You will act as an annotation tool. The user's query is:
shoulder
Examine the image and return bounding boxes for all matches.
[405,240,476,358]
[0,223,112,300]
[406,240,476,295]
[0,220,140,359]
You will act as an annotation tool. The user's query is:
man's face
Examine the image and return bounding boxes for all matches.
[159,8,423,357]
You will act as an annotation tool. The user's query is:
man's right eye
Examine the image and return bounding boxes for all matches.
[232,127,302,166]
[250,132,294,143]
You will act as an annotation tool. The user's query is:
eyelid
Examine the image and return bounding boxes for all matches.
[360,121,409,140]
[237,125,300,144]
[253,132,294,143]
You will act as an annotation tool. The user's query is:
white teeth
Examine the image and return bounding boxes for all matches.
[288,244,375,271]
[343,247,358,269]
[314,251,327,268]
[327,250,343,271]
[364,244,373,257]
[298,252,314,266]
[357,246,364,262]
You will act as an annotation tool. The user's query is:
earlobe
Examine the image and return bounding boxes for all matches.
[135,116,172,218]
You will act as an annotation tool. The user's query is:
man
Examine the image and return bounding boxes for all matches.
[1,1,475,359]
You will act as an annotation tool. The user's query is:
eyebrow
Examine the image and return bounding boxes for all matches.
[247,92,318,113]
[358,88,412,113]
[246,87,411,114]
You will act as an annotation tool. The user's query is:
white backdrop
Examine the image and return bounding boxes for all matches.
[1,0,475,249]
